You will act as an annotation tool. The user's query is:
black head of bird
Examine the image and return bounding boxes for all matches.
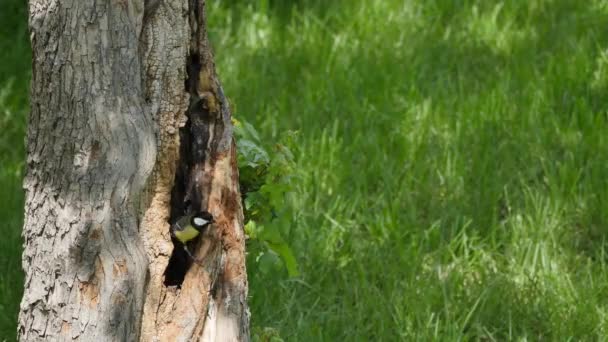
[191,211,214,230]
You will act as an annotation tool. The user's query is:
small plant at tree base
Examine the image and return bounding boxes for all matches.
[251,326,284,342]
[233,117,299,278]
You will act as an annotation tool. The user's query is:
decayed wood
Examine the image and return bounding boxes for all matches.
[138,0,191,338]
[20,0,249,340]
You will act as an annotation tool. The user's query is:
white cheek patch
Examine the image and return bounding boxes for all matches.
[193,217,208,226]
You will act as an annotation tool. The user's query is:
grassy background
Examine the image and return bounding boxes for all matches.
[0,0,29,340]
[2,0,608,340]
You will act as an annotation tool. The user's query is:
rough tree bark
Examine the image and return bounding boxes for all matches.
[19,0,249,341]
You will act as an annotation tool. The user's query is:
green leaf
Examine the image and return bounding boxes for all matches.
[238,139,269,167]
[257,222,283,245]
[245,220,258,239]
[266,241,299,277]
[255,223,299,277]
[256,251,282,275]
[243,121,262,142]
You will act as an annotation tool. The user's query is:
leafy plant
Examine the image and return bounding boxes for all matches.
[251,326,284,342]
[233,118,299,277]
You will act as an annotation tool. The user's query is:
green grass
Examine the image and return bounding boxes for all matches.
[0,0,29,340]
[3,0,608,340]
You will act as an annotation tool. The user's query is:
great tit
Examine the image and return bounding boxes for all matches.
[171,211,214,264]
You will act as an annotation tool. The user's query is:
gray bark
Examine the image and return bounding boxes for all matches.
[19,0,249,341]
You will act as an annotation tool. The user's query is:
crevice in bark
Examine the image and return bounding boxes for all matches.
[163,0,227,285]
[163,51,203,286]
[144,0,251,332]
[163,0,232,290]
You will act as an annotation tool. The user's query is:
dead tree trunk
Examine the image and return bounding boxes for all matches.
[19,0,249,341]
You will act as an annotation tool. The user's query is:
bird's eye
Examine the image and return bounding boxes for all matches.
[193,217,208,226]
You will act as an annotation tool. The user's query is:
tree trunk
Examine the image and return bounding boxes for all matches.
[19,0,249,340]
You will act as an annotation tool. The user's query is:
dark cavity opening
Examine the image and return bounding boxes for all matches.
[163,52,203,287]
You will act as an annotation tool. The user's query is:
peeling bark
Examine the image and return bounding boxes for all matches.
[20,0,249,341]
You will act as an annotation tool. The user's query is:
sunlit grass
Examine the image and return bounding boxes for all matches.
[2,0,608,340]
[210,0,608,340]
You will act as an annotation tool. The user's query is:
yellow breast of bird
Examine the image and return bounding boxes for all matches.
[174,226,200,243]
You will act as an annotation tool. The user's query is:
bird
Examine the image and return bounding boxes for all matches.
[171,211,214,265]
